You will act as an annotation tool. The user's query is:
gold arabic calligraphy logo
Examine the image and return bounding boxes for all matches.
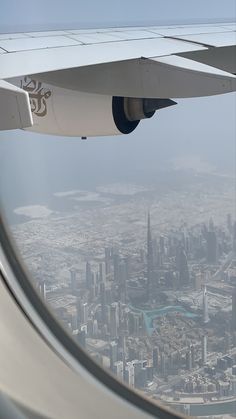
[20,76,52,117]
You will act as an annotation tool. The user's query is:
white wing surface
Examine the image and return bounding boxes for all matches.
[0,23,235,131]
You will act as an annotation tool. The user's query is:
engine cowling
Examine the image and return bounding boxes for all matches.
[9,76,175,137]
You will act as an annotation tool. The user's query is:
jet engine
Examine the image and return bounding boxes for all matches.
[10,76,176,137]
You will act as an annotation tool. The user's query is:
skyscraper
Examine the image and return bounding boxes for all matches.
[100,281,106,324]
[113,253,120,284]
[70,269,77,292]
[203,285,210,324]
[124,363,135,387]
[147,212,154,302]
[99,262,106,283]
[76,297,82,326]
[233,222,236,255]
[190,345,195,369]
[105,247,112,276]
[110,303,118,339]
[85,262,92,290]
[109,341,118,369]
[81,303,88,324]
[176,245,190,286]
[232,287,236,331]
[159,236,165,256]
[118,259,128,303]
[202,335,207,364]
[113,361,124,381]
[160,352,167,376]
[153,347,159,370]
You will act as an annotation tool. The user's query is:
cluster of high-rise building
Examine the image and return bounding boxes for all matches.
[37,210,236,415]
[175,354,236,398]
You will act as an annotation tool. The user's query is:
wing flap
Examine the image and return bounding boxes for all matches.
[177,45,236,74]
[0,80,33,130]
[150,55,236,97]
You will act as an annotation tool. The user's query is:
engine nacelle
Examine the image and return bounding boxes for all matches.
[9,76,175,137]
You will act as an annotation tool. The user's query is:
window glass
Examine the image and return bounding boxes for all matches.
[0,1,236,417]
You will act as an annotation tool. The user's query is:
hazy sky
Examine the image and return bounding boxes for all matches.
[0,0,235,213]
[0,0,235,30]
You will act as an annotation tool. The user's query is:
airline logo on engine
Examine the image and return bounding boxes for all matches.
[20,76,52,117]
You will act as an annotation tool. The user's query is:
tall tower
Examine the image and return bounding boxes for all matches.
[119,259,128,303]
[176,245,190,286]
[203,285,210,324]
[201,335,207,364]
[110,303,118,339]
[153,347,159,370]
[99,262,106,283]
[147,211,154,302]
[70,269,77,292]
[100,281,106,325]
[113,253,120,284]
[105,247,112,275]
[233,222,236,255]
[85,262,92,290]
[232,287,236,331]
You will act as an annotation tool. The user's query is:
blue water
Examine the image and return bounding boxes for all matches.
[131,305,198,336]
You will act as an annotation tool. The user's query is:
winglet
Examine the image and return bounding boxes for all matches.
[0,80,33,131]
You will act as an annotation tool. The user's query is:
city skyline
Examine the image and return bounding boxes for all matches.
[9,169,236,417]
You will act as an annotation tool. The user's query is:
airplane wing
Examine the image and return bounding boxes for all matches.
[0,23,235,132]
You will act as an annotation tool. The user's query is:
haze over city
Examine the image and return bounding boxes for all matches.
[0,1,235,418]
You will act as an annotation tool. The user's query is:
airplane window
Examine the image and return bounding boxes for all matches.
[0,2,236,418]
[1,87,235,418]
